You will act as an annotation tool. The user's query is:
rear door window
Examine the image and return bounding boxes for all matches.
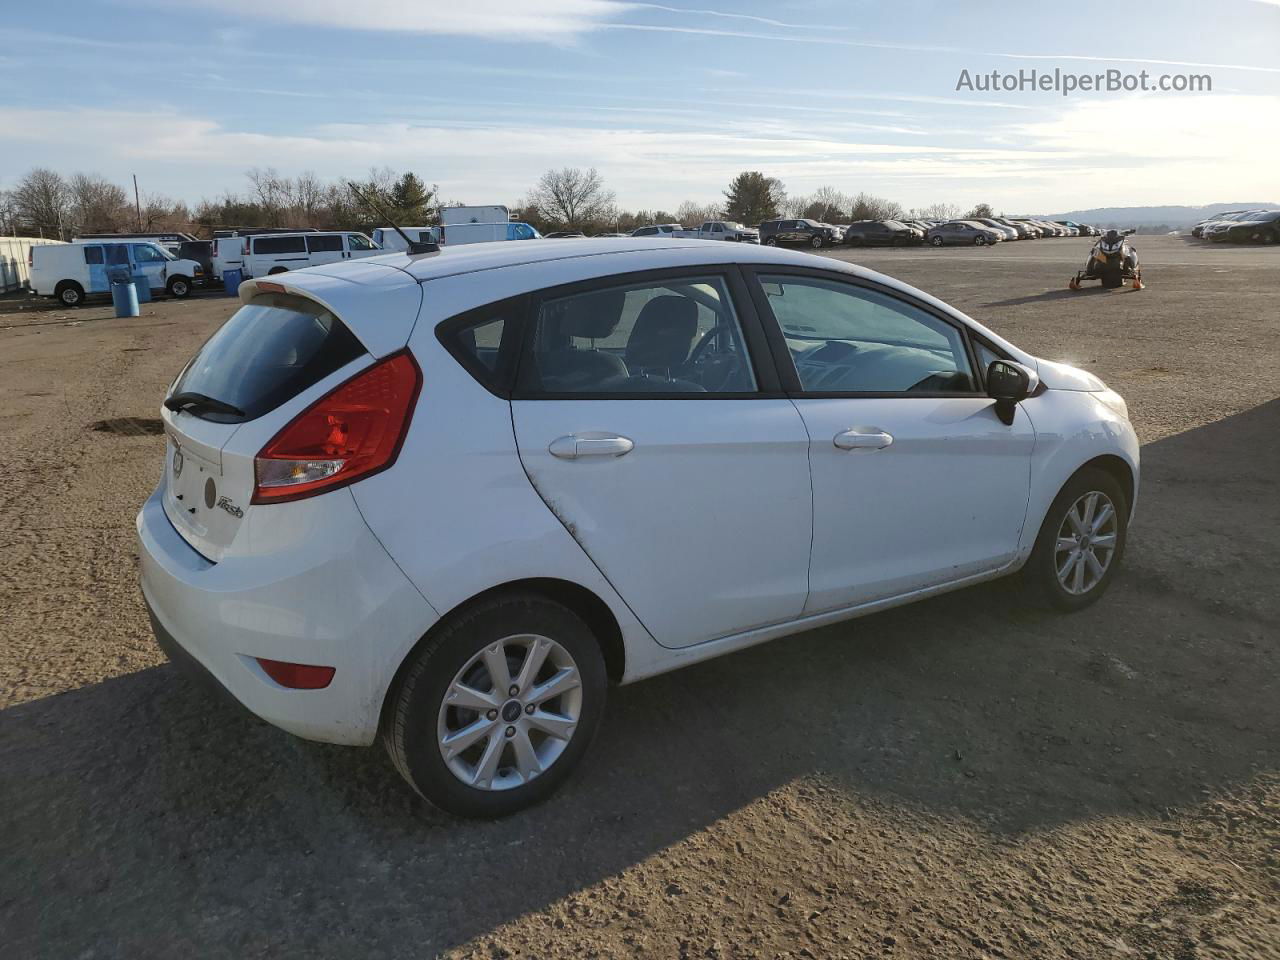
[253,235,306,255]
[306,234,343,253]
[169,293,365,422]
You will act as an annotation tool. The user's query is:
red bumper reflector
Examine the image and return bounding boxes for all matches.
[256,658,336,689]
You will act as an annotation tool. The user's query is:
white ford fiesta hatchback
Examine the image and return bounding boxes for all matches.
[138,238,1138,817]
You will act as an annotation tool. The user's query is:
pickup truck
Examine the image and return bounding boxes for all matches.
[630,221,759,243]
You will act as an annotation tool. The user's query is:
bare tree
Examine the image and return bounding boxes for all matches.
[524,167,616,229]
[849,192,903,221]
[0,190,18,236]
[294,171,326,226]
[800,186,852,223]
[914,201,962,220]
[12,168,71,238]
[68,174,131,234]
[676,200,722,225]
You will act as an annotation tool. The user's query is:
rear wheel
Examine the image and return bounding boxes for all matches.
[930,236,944,247]
[56,281,85,307]
[764,236,777,247]
[1023,467,1128,611]
[810,234,825,249]
[267,266,289,275]
[383,592,607,818]
[166,276,191,298]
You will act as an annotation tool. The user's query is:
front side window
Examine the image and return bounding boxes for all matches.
[132,245,165,263]
[518,275,756,395]
[757,274,975,394]
[346,234,376,251]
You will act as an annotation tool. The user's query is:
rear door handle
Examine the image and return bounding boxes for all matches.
[548,434,635,460]
[833,427,893,451]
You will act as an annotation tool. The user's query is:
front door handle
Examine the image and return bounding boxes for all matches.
[548,433,635,460]
[833,427,893,451]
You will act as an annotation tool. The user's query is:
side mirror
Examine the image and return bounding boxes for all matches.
[1122,228,1136,236]
[987,360,1033,425]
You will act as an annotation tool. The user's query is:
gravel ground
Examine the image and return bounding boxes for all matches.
[1,236,1277,959]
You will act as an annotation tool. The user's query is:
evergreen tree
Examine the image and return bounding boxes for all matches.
[722,172,785,225]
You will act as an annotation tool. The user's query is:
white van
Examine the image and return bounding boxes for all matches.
[240,231,381,278]
[440,221,540,245]
[30,241,204,306]
[370,226,441,253]
[441,205,510,226]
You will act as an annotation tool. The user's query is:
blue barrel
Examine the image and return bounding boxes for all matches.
[222,268,243,296]
[131,273,152,303]
[111,280,140,318]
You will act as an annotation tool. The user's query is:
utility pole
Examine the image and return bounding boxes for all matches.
[133,174,142,231]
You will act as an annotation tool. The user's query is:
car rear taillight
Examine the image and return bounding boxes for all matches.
[252,350,421,504]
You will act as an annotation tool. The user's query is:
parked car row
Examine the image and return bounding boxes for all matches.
[1190,209,1280,243]
[749,216,1099,250]
[29,240,206,306]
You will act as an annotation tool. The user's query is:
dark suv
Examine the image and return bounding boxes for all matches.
[759,218,842,249]
[842,220,922,246]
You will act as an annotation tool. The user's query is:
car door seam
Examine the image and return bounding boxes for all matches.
[506,400,659,645]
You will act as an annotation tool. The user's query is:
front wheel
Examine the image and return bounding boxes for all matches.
[166,276,191,298]
[1022,467,1128,611]
[383,593,607,818]
[974,235,988,246]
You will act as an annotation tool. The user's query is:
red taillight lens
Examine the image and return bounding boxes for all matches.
[256,658,336,689]
[252,350,421,504]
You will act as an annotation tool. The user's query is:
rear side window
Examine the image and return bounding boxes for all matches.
[105,244,129,266]
[307,234,343,253]
[436,297,526,395]
[84,246,104,265]
[253,235,306,255]
[169,294,365,422]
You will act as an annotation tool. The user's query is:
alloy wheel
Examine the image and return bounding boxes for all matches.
[437,634,583,791]
[1054,491,1119,595]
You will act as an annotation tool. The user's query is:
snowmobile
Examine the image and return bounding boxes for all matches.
[1069,228,1143,290]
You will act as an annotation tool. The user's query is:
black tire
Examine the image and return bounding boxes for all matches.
[974,235,988,246]
[763,236,777,247]
[810,234,824,249]
[56,281,85,307]
[166,276,192,298]
[1022,466,1128,612]
[267,266,289,275]
[1100,267,1123,289]
[930,235,944,247]
[383,592,608,818]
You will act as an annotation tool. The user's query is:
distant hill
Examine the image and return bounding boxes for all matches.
[1025,202,1278,229]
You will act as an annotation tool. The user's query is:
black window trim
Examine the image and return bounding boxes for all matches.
[741,264,990,400]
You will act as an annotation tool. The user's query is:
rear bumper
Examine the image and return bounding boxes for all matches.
[136,483,439,745]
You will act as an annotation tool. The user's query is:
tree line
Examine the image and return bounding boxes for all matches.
[1,165,995,240]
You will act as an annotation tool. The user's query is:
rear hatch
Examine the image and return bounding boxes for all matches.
[160,271,420,561]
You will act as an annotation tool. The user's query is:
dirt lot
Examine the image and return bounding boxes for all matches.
[1,236,1277,959]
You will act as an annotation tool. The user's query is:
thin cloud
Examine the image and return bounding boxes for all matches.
[629,3,853,30]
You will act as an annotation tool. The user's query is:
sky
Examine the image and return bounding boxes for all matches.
[2,0,1278,214]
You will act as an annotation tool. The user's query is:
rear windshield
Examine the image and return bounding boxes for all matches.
[169,293,365,422]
